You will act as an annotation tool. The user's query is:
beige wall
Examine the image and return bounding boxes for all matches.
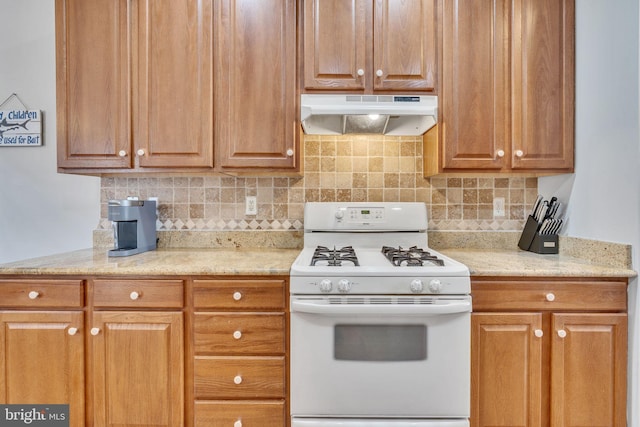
[99,135,537,232]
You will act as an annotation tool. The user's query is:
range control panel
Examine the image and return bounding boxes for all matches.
[341,207,385,222]
[304,202,428,232]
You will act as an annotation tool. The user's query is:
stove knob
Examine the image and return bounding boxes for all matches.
[338,279,352,293]
[410,279,424,293]
[319,279,333,293]
[335,210,344,220]
[429,279,443,293]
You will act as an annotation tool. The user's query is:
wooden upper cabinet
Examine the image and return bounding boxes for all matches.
[440,0,510,170]
[373,0,437,91]
[303,0,368,90]
[56,0,131,169]
[430,0,574,175]
[215,0,298,169]
[511,0,574,170]
[302,0,437,93]
[56,0,214,171]
[134,0,214,168]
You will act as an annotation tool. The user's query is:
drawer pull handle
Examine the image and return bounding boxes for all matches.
[534,329,543,338]
[28,291,40,300]
[557,329,567,338]
[233,330,242,340]
[233,375,243,385]
[130,291,140,300]
[234,421,242,427]
[545,293,555,302]
[233,292,242,301]
[67,327,78,336]
[90,327,101,336]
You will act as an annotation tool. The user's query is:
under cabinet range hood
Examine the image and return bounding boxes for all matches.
[300,94,437,136]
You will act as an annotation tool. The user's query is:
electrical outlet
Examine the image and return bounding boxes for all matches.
[493,197,505,217]
[245,196,257,215]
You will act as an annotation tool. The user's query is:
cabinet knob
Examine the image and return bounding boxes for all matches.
[234,421,242,427]
[496,149,505,158]
[233,291,242,301]
[534,329,543,338]
[376,69,384,77]
[545,293,555,302]
[233,375,243,385]
[130,291,140,300]
[118,150,127,157]
[90,327,101,336]
[136,149,146,156]
[28,291,40,300]
[286,148,294,157]
[67,327,78,336]
[233,330,242,340]
[557,329,567,338]
[357,68,365,77]
[515,149,524,157]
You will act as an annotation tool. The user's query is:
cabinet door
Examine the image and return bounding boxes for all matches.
[440,0,510,170]
[56,0,131,169]
[551,313,627,427]
[0,311,84,427]
[134,0,214,168]
[91,311,183,427]
[373,0,437,91]
[302,0,368,90]
[471,313,542,427]
[216,0,298,169]
[511,0,574,170]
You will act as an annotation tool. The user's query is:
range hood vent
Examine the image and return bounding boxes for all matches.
[300,94,437,136]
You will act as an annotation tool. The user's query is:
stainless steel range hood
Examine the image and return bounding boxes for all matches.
[300,94,437,136]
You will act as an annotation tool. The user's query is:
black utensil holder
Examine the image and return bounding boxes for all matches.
[518,215,559,254]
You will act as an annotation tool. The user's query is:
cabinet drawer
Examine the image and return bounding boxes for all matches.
[0,280,83,308]
[192,280,285,310]
[194,356,285,399]
[92,279,184,308]
[194,313,285,355]
[471,279,627,311]
[194,400,285,427]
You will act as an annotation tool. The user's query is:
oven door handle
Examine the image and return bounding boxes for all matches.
[291,300,471,316]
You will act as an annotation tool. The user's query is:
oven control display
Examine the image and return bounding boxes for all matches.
[347,207,385,221]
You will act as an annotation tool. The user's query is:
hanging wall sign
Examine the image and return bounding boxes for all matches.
[0,109,42,146]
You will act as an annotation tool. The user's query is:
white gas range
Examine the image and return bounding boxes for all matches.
[290,202,472,427]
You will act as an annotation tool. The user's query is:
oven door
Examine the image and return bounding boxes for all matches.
[290,295,471,420]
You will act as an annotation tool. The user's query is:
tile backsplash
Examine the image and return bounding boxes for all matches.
[98,135,537,232]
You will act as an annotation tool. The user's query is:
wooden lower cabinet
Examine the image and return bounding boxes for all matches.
[195,401,285,427]
[471,278,628,427]
[91,311,184,427]
[0,310,85,427]
[0,279,85,427]
[189,279,288,427]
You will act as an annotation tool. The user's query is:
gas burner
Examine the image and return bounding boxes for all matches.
[381,246,445,267]
[311,246,360,267]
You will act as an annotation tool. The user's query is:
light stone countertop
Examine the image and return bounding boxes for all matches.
[0,245,635,279]
[0,248,300,276]
[438,248,637,278]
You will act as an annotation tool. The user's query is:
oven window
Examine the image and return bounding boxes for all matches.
[334,324,426,361]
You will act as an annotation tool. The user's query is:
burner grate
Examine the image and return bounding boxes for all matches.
[381,246,445,267]
[310,246,360,267]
